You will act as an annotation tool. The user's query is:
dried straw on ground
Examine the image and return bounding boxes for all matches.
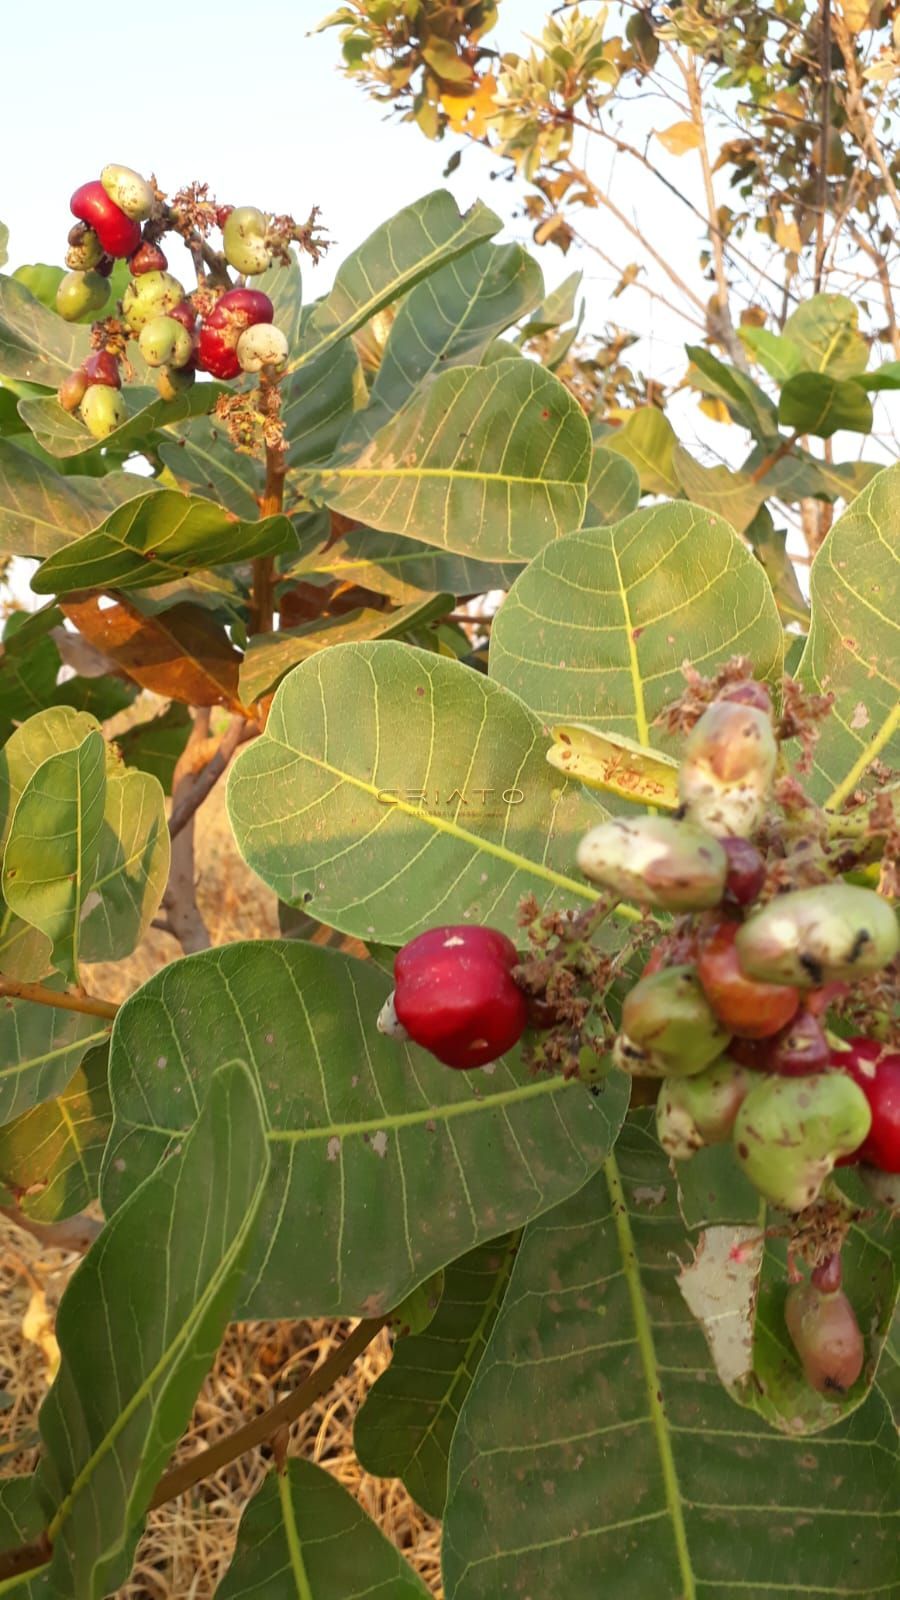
[0,771,443,1598]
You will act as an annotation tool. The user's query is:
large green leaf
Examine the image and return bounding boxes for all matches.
[313,361,590,561]
[291,190,501,372]
[783,293,869,377]
[442,1117,899,1600]
[489,504,783,738]
[227,641,618,945]
[239,593,453,704]
[685,345,780,441]
[0,276,91,387]
[355,1234,519,1516]
[217,1460,431,1599]
[583,446,640,526]
[0,1041,110,1221]
[798,460,900,805]
[35,1061,269,1600]
[159,416,264,520]
[778,372,873,437]
[286,525,519,604]
[101,940,629,1319]
[31,488,294,595]
[254,250,303,348]
[0,986,109,1127]
[0,439,157,559]
[739,326,802,383]
[18,383,227,460]
[603,408,679,495]
[283,337,363,472]
[349,240,543,443]
[672,446,766,534]
[79,766,169,963]
[3,730,107,982]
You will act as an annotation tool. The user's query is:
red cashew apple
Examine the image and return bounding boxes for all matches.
[196,287,274,379]
[390,925,528,1069]
[833,1038,900,1172]
[81,350,121,389]
[719,836,766,907]
[696,920,800,1039]
[70,180,141,258]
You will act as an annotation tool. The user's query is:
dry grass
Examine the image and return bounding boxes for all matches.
[0,771,443,1598]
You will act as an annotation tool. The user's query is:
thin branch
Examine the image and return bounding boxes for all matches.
[749,432,800,484]
[846,220,900,357]
[0,1207,103,1255]
[0,979,117,1021]
[162,709,213,956]
[571,229,708,331]
[168,716,257,841]
[566,160,706,311]
[682,54,748,370]
[832,12,900,225]
[814,0,832,293]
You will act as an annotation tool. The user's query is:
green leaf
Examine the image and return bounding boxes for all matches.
[31,488,295,595]
[17,383,228,460]
[520,270,582,338]
[35,1061,269,1600]
[283,338,362,471]
[227,641,620,945]
[239,593,453,704]
[0,983,109,1127]
[685,346,780,440]
[0,1042,110,1221]
[286,525,519,604]
[745,505,809,627]
[159,416,264,520]
[3,730,107,982]
[101,940,629,1319]
[583,446,640,526]
[603,408,679,495]
[52,672,136,723]
[313,361,591,561]
[0,276,91,387]
[442,1116,899,1600]
[783,293,869,377]
[798,460,900,806]
[217,1460,431,1599]
[489,504,783,740]
[254,250,303,348]
[672,445,766,534]
[0,226,8,270]
[0,439,158,559]
[292,190,501,372]
[0,624,60,743]
[739,326,802,383]
[79,766,169,963]
[0,1478,49,1596]
[855,359,900,391]
[778,372,873,437]
[350,240,544,443]
[115,702,191,790]
[355,1234,518,1516]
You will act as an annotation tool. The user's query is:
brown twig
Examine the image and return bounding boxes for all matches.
[682,54,748,371]
[814,0,832,294]
[750,431,800,484]
[0,979,117,1021]
[168,715,257,841]
[832,12,900,225]
[162,709,213,955]
[0,1206,103,1255]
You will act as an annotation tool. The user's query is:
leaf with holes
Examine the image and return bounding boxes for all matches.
[442,1116,899,1600]
[18,383,228,460]
[286,525,519,605]
[355,1234,519,1516]
[0,1042,110,1221]
[291,190,501,373]
[778,372,873,437]
[217,1460,431,1599]
[61,596,242,708]
[239,593,453,704]
[0,439,156,559]
[227,641,628,945]
[0,276,91,387]
[34,1061,269,1600]
[313,361,590,561]
[798,461,900,806]
[489,504,782,742]
[101,940,629,1319]
[32,489,294,595]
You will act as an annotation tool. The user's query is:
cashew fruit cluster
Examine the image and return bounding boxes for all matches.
[53,165,290,437]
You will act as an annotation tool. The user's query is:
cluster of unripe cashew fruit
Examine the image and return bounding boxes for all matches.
[54,165,289,439]
[378,679,898,1398]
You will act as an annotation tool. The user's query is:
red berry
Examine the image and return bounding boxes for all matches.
[393,925,527,1070]
[833,1038,900,1172]
[196,288,273,379]
[718,680,773,713]
[129,241,168,275]
[766,1008,830,1076]
[719,836,766,907]
[169,300,197,332]
[82,350,121,389]
[696,920,800,1039]
[70,180,141,259]
[195,325,241,379]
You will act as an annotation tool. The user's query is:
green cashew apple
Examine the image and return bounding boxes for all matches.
[139,315,194,370]
[656,1055,753,1159]
[222,205,272,274]
[65,227,103,271]
[620,966,731,1076]
[784,1281,864,1397]
[678,697,777,838]
[122,271,185,333]
[13,263,65,308]
[736,883,899,987]
[55,269,108,321]
[733,1072,871,1211]
[79,385,127,439]
[100,163,155,221]
[576,815,727,910]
